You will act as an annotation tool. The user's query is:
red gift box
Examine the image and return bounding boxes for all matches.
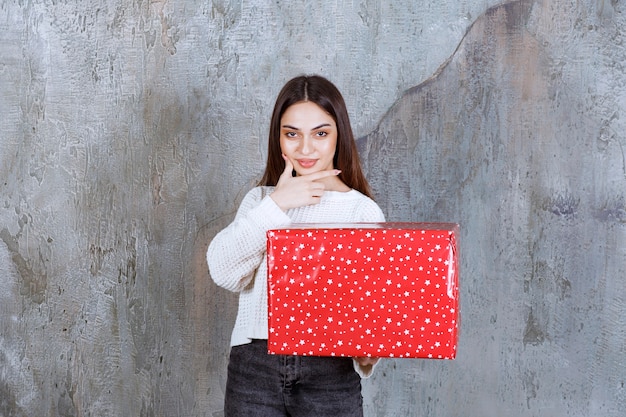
[266,223,460,359]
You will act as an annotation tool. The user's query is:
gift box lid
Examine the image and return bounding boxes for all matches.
[280,222,458,231]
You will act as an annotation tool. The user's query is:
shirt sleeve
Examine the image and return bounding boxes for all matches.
[207,187,291,292]
[353,358,380,378]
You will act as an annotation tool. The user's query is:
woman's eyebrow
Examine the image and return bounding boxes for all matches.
[311,123,332,130]
[281,123,332,131]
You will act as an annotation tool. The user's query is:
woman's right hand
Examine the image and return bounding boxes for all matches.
[269,157,341,211]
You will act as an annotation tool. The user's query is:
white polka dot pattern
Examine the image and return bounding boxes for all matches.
[266,223,459,359]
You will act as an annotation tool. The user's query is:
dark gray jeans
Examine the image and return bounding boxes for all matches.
[224,339,363,417]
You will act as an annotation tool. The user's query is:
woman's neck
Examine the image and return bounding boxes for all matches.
[319,176,351,192]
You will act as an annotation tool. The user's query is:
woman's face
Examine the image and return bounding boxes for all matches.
[279,101,338,176]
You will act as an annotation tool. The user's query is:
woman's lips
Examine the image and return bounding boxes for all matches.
[296,159,317,168]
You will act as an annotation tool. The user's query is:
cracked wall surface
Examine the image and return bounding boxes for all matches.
[1,0,625,416]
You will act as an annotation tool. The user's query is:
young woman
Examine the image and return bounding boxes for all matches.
[207,75,385,417]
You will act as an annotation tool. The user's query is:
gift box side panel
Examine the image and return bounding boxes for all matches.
[266,225,460,359]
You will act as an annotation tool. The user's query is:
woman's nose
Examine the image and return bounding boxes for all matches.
[299,136,313,154]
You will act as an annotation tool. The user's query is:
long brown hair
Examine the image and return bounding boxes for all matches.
[258,75,373,198]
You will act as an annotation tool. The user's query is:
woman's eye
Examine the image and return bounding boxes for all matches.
[285,131,298,138]
[315,131,327,137]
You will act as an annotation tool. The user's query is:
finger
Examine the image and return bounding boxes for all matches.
[304,168,342,181]
[280,155,294,178]
[309,181,327,195]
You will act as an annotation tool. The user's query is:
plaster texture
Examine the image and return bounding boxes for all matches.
[0,0,624,416]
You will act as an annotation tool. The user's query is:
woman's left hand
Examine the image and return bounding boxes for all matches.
[354,357,379,367]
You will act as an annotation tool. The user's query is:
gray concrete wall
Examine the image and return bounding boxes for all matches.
[0,0,624,416]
